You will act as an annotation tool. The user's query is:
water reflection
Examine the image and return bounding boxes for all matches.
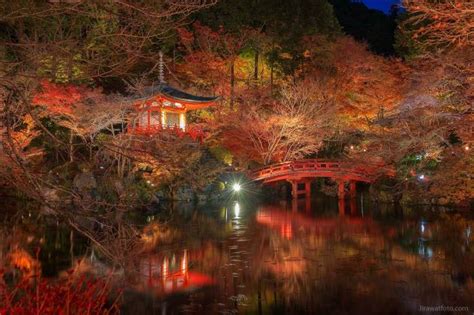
[1,196,473,314]
[138,250,215,295]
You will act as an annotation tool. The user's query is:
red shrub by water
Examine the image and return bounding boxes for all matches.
[0,269,121,315]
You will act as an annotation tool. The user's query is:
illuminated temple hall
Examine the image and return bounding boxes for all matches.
[131,84,218,135]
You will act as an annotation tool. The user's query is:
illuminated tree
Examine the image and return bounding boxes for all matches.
[0,0,218,82]
[403,0,474,50]
[221,81,336,165]
[176,22,254,107]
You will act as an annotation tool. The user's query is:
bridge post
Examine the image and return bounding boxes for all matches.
[290,180,298,199]
[305,195,311,214]
[337,180,346,200]
[338,198,346,216]
[349,181,357,199]
[304,180,311,199]
[292,198,298,212]
[350,197,357,215]
[289,179,311,199]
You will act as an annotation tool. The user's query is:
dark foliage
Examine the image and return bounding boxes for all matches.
[330,0,399,56]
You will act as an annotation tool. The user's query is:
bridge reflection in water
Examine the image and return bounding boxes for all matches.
[2,197,473,314]
[287,191,359,216]
[256,200,379,241]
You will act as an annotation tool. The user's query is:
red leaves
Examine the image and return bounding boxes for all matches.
[31,80,105,118]
[177,27,195,52]
[130,125,206,142]
[0,271,120,314]
[32,80,85,115]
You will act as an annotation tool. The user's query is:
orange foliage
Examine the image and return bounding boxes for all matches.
[32,80,85,115]
[8,248,40,279]
[303,37,407,131]
[404,0,474,49]
[175,22,254,96]
[9,248,37,272]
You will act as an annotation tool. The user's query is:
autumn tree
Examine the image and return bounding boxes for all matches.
[402,0,473,50]
[220,81,336,165]
[176,22,255,107]
[118,132,225,199]
[0,0,218,83]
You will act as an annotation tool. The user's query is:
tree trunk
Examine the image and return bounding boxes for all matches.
[69,130,74,162]
[254,49,259,81]
[270,63,274,96]
[89,136,93,160]
[230,60,235,110]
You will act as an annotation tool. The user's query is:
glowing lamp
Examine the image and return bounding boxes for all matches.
[232,183,241,192]
[418,174,425,180]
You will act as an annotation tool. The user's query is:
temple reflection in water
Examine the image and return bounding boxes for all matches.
[1,195,473,314]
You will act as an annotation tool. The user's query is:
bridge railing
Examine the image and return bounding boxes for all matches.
[251,159,392,182]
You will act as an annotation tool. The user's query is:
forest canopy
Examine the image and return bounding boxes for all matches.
[0,0,472,208]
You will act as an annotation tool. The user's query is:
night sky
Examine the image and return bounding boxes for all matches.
[363,0,400,13]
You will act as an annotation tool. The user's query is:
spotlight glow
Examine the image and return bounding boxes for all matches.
[232,183,241,192]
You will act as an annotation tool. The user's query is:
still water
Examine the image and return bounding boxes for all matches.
[1,194,473,314]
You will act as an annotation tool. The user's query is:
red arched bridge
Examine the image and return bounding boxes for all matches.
[250,159,395,200]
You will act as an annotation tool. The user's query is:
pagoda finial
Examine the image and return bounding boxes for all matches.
[159,51,166,84]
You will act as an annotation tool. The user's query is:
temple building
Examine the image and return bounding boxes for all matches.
[130,84,218,135]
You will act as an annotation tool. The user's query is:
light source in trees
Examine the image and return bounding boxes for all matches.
[233,183,241,192]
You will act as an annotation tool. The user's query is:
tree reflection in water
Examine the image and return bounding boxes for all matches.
[0,198,473,314]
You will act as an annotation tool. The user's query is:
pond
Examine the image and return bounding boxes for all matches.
[1,193,473,314]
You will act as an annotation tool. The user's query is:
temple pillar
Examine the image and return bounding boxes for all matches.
[179,112,186,130]
[161,111,166,126]
[162,257,169,283]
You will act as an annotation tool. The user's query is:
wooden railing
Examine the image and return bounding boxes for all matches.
[128,125,206,142]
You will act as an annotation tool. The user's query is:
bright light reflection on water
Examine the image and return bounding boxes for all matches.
[1,195,473,314]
